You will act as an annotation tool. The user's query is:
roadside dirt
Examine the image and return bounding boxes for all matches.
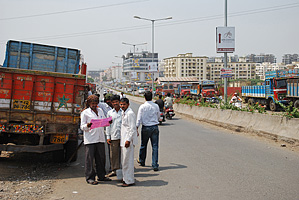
[0,151,66,200]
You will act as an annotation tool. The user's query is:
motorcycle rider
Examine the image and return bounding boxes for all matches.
[230,92,242,108]
[155,95,164,112]
[164,93,173,109]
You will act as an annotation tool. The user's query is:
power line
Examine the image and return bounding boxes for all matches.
[0,0,149,21]
[1,2,298,43]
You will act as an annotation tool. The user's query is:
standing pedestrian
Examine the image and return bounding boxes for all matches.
[120,98,138,187]
[136,91,160,171]
[120,92,126,99]
[106,95,122,177]
[80,95,111,185]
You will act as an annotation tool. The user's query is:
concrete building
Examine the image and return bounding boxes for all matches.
[163,53,208,80]
[111,65,123,81]
[282,54,299,65]
[255,63,286,80]
[245,54,276,63]
[122,51,159,83]
[207,62,256,83]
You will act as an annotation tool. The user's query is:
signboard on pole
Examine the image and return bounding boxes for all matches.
[220,68,233,78]
[131,71,137,79]
[216,27,235,53]
[148,62,158,72]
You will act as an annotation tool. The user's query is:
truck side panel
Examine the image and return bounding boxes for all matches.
[242,85,265,98]
[3,41,80,74]
[287,78,299,98]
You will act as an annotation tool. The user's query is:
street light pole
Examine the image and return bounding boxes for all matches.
[122,42,147,96]
[224,0,228,103]
[134,15,172,96]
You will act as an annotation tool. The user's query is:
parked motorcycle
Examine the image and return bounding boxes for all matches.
[165,107,175,120]
[159,111,166,125]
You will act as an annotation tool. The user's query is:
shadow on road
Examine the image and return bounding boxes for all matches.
[159,163,187,171]
[134,179,168,187]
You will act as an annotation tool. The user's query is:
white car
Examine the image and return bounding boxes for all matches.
[138,88,145,94]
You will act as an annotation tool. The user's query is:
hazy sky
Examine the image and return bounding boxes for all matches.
[1,0,299,71]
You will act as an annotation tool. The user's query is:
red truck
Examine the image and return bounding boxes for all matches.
[0,67,86,161]
[189,80,217,100]
[0,41,86,162]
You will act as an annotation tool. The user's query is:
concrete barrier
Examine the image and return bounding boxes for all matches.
[109,87,299,142]
[174,103,299,142]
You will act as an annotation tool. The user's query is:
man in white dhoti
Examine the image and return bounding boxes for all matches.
[120,98,138,187]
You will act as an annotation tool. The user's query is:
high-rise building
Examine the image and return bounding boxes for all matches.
[282,54,299,65]
[245,54,276,63]
[163,53,208,80]
[122,51,159,82]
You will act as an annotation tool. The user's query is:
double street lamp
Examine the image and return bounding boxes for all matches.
[134,15,172,95]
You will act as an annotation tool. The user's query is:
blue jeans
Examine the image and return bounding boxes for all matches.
[139,125,159,168]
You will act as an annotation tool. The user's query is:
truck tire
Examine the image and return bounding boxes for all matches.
[52,149,65,163]
[65,139,78,162]
[294,100,299,109]
[248,98,255,106]
[269,99,277,111]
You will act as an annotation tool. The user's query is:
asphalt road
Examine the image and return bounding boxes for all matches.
[46,99,299,200]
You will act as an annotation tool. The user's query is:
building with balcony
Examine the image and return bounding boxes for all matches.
[207,62,256,83]
[163,53,208,80]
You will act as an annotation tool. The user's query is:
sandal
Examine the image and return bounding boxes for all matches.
[87,180,98,185]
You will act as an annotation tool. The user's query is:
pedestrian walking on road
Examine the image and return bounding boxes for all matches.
[120,92,126,99]
[106,95,122,177]
[80,95,112,185]
[120,98,138,187]
[136,91,160,171]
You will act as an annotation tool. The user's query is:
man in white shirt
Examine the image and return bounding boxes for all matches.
[120,98,138,187]
[120,92,126,99]
[164,93,173,109]
[80,95,111,185]
[136,91,160,171]
[106,95,122,177]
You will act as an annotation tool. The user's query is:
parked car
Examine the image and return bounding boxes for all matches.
[127,88,133,92]
[138,88,145,94]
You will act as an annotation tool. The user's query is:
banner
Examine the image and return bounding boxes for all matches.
[216,27,235,53]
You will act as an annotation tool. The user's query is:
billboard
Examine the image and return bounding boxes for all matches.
[216,27,235,53]
[148,62,158,72]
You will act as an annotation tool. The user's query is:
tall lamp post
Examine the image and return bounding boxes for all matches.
[122,42,147,96]
[134,15,172,96]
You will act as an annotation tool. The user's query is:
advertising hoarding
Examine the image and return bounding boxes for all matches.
[216,27,235,53]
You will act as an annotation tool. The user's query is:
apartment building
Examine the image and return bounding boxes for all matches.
[163,53,208,80]
[111,65,123,81]
[255,62,286,80]
[207,62,256,83]
[282,54,299,65]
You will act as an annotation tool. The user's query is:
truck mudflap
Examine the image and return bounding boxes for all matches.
[0,143,63,153]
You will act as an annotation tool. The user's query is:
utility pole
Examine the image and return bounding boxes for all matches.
[224,0,228,103]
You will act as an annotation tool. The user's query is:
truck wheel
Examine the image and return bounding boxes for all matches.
[248,98,255,106]
[269,99,277,111]
[294,100,299,109]
[52,149,65,163]
[65,139,78,162]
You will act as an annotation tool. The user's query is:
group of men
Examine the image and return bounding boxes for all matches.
[80,91,160,187]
